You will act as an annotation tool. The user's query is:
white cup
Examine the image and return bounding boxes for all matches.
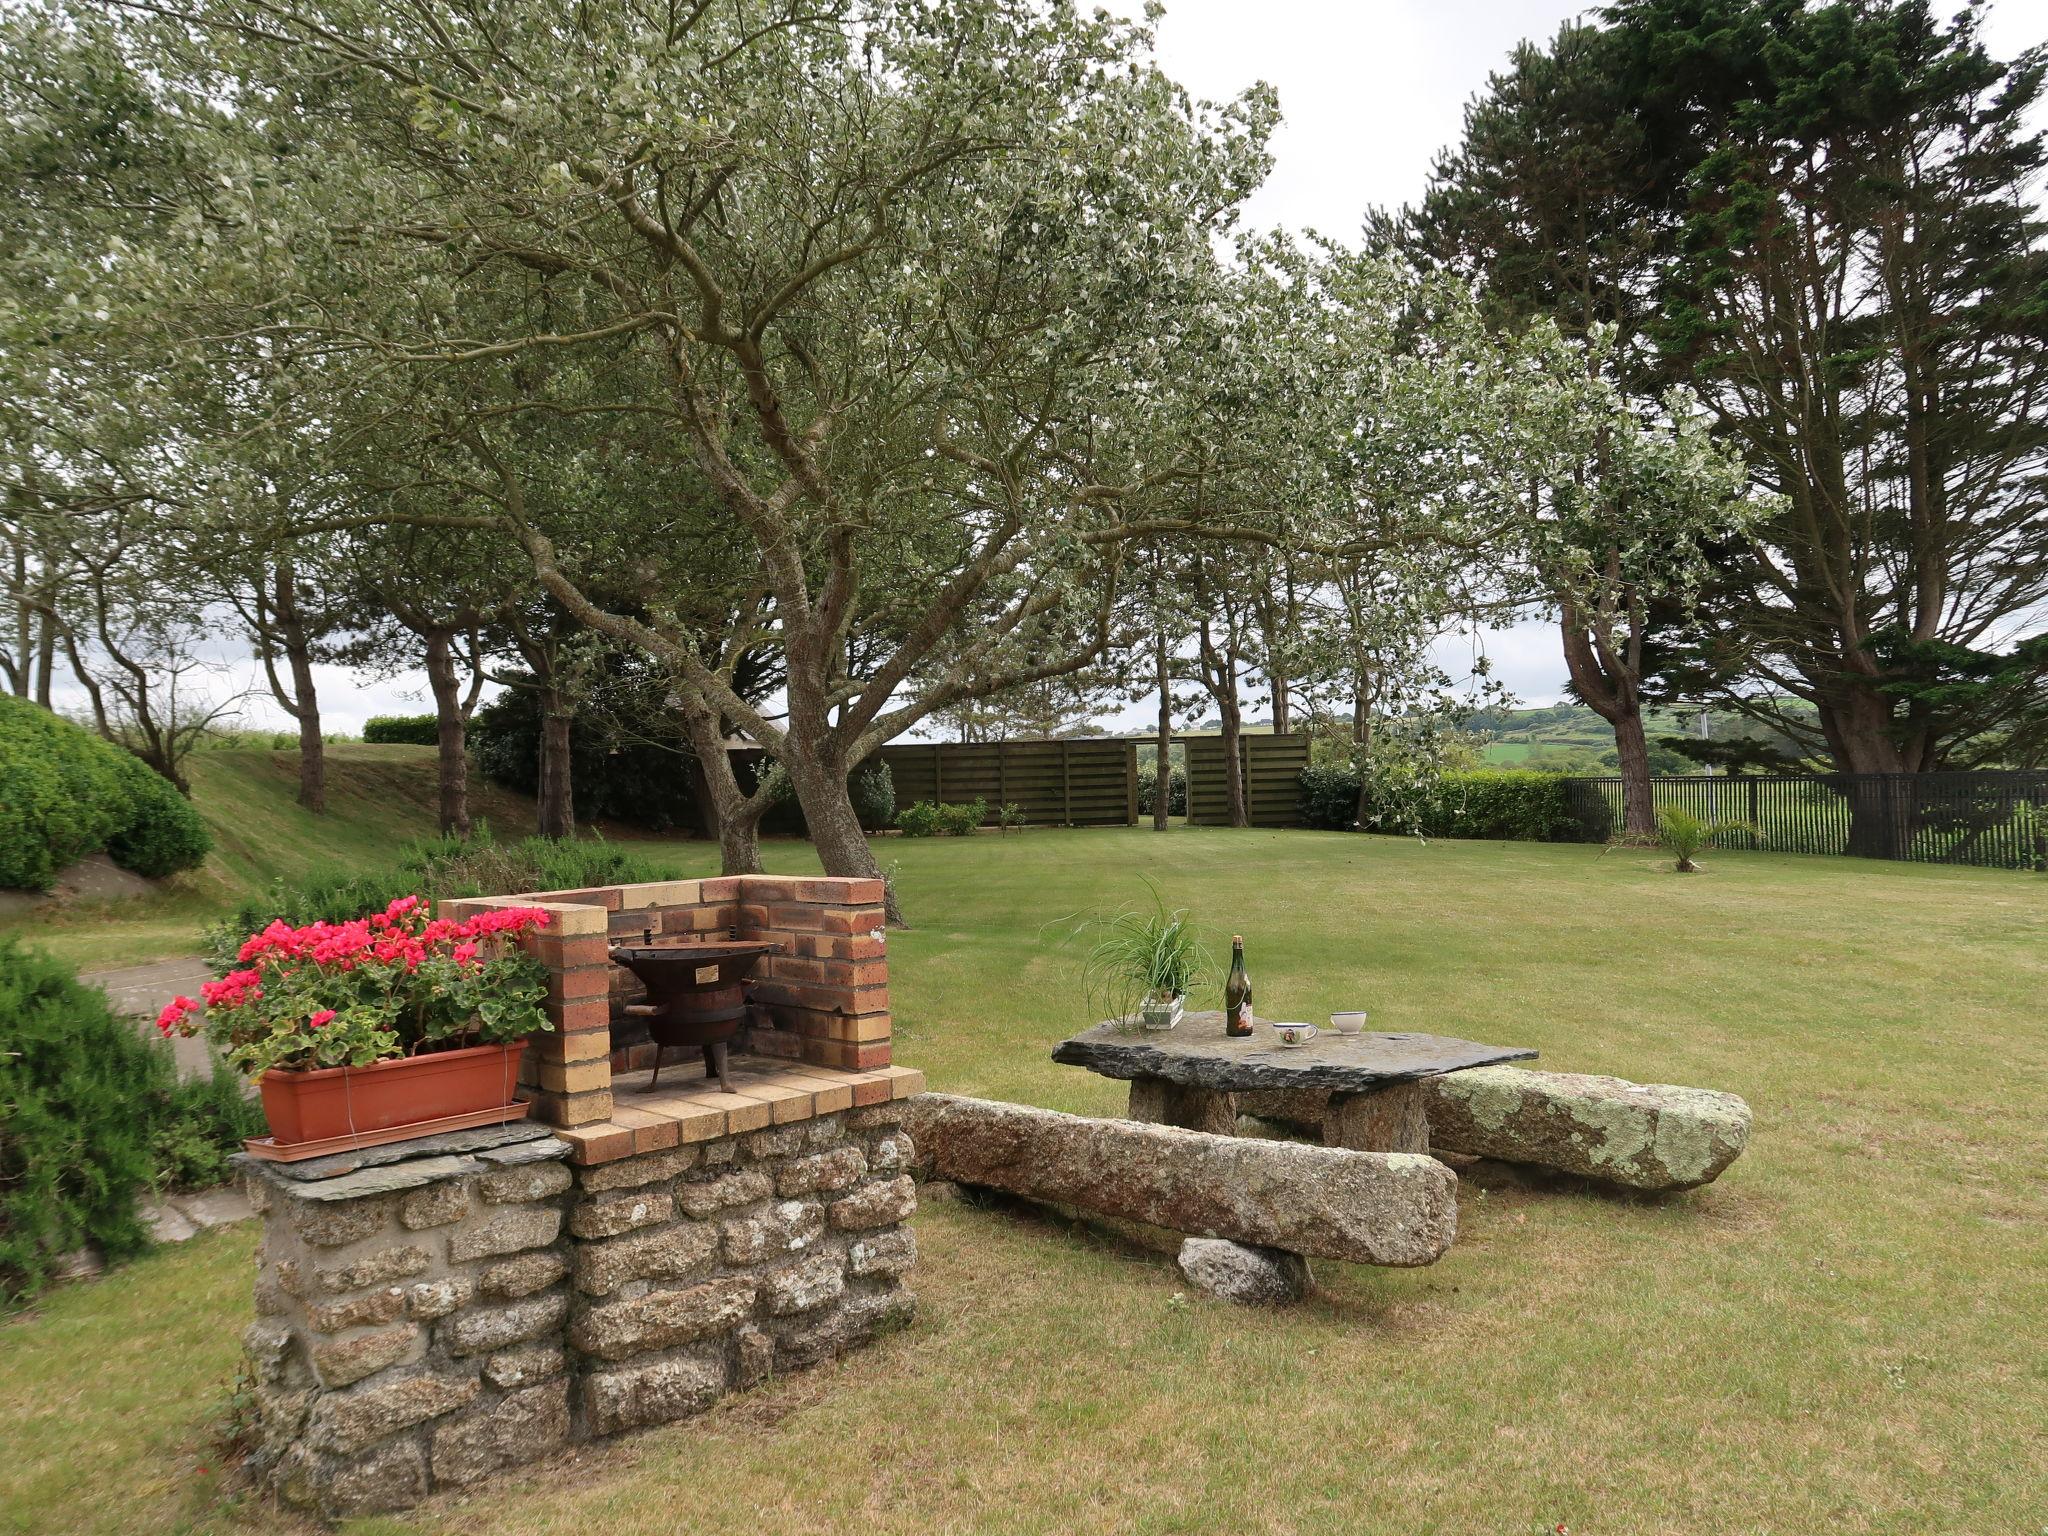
[1329,1011,1368,1035]
[1272,1021,1318,1046]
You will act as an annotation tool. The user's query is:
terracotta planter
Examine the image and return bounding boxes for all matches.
[257,1041,528,1146]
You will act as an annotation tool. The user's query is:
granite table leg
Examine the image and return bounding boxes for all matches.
[1323,1081,1430,1154]
[1128,1077,1239,1136]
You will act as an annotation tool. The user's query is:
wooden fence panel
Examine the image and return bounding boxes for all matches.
[1184,734,1310,827]
[873,739,1136,827]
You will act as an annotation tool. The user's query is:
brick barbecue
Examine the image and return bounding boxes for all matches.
[234,875,923,1519]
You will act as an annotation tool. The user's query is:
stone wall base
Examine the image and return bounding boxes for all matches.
[237,1106,917,1518]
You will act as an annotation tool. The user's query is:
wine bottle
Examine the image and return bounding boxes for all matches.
[1223,936,1253,1036]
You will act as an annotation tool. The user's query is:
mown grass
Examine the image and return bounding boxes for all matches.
[3,788,2045,1533]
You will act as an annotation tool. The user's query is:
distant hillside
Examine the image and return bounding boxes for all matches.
[1472,701,1813,772]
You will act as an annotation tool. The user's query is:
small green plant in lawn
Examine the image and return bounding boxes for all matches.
[1657,806,1752,872]
[996,802,1028,833]
[1070,879,1217,1024]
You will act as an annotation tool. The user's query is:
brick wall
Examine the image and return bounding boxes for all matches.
[441,876,891,1129]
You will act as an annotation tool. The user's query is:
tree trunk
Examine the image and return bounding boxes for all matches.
[1153,627,1172,833]
[1821,691,1915,859]
[422,629,471,837]
[1271,674,1290,737]
[31,605,54,708]
[1218,681,1247,829]
[1558,607,1654,837]
[257,560,326,813]
[677,694,764,874]
[284,633,325,815]
[783,746,905,926]
[536,687,575,839]
[1611,703,1655,838]
[1351,683,1373,830]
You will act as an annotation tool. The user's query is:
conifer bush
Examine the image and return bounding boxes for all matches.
[0,943,166,1302]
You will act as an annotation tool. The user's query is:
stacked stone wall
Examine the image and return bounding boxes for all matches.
[241,1105,916,1519]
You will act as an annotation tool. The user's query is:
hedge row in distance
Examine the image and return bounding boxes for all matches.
[362,713,442,746]
[1298,763,1588,842]
[0,696,211,890]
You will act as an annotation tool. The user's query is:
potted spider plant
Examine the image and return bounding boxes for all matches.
[1077,881,1216,1031]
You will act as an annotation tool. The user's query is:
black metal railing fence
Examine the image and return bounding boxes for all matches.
[1559,771,2048,870]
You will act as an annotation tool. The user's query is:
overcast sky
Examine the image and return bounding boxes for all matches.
[209,0,2041,737]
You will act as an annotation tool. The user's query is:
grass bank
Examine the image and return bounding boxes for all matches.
[0,745,543,968]
[3,826,2044,1532]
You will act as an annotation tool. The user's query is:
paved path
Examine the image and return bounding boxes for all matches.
[79,955,218,1081]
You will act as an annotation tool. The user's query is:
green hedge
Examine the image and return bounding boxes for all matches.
[0,696,211,890]
[1299,764,1582,842]
[363,713,441,746]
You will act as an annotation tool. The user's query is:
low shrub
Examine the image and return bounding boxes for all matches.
[206,829,680,966]
[362,713,441,746]
[937,798,987,836]
[896,798,985,836]
[1298,763,1580,842]
[0,695,211,889]
[151,1063,267,1191]
[0,944,166,1301]
[895,801,942,837]
[996,802,1028,832]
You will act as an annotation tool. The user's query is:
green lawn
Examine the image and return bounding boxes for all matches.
[5,787,2046,1533]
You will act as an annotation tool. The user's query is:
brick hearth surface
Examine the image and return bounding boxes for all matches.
[557,1060,926,1165]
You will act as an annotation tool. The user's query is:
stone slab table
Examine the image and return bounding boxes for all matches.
[1052,1012,1537,1154]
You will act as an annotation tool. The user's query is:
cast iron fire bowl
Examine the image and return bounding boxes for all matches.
[609,938,780,1094]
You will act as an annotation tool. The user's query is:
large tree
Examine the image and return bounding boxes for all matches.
[110,0,1274,908]
[1404,1,2048,845]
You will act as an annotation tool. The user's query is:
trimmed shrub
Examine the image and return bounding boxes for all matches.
[205,829,682,966]
[897,799,986,837]
[1137,760,1187,818]
[0,695,210,889]
[1299,764,1580,842]
[362,713,441,745]
[104,752,211,878]
[1298,763,1361,830]
[937,797,987,836]
[895,801,942,837]
[0,943,165,1301]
